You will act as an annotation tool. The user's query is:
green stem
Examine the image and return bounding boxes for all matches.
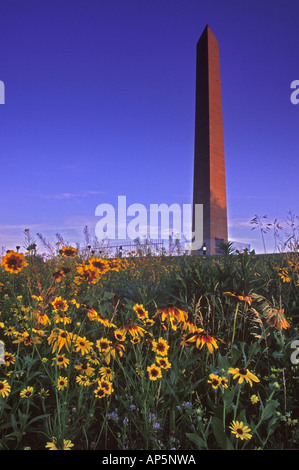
[231,302,240,345]
[233,384,241,420]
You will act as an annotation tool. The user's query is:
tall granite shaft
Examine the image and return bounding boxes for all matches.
[192,25,228,253]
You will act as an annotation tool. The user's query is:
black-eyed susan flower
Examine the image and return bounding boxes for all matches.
[96,337,112,354]
[156,356,171,369]
[1,250,28,274]
[20,386,34,399]
[229,421,252,440]
[207,373,221,389]
[45,438,74,450]
[74,336,94,356]
[4,352,15,367]
[154,304,188,327]
[48,329,73,354]
[133,304,148,320]
[60,245,78,258]
[53,312,72,325]
[126,323,147,338]
[52,296,69,312]
[152,338,169,356]
[219,376,229,389]
[180,319,198,333]
[36,311,51,326]
[182,329,219,354]
[74,263,100,284]
[86,352,100,366]
[38,388,50,399]
[57,376,68,391]
[0,379,11,398]
[94,386,106,399]
[147,363,162,381]
[52,354,70,369]
[88,257,109,275]
[99,366,114,381]
[97,378,113,395]
[4,326,17,337]
[74,362,95,376]
[228,367,260,387]
[114,327,127,342]
[76,375,91,387]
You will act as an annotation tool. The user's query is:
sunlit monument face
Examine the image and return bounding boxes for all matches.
[192,25,228,253]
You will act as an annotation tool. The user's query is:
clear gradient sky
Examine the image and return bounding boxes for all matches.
[0,0,298,254]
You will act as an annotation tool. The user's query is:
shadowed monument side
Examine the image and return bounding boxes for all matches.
[192,25,228,254]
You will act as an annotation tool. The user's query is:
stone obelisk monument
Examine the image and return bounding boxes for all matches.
[192,25,228,253]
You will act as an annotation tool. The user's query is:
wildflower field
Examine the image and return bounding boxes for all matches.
[0,233,298,450]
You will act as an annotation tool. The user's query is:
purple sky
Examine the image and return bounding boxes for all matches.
[0,0,298,254]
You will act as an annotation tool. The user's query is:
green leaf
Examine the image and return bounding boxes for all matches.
[261,400,280,421]
[186,433,205,449]
[211,416,233,450]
